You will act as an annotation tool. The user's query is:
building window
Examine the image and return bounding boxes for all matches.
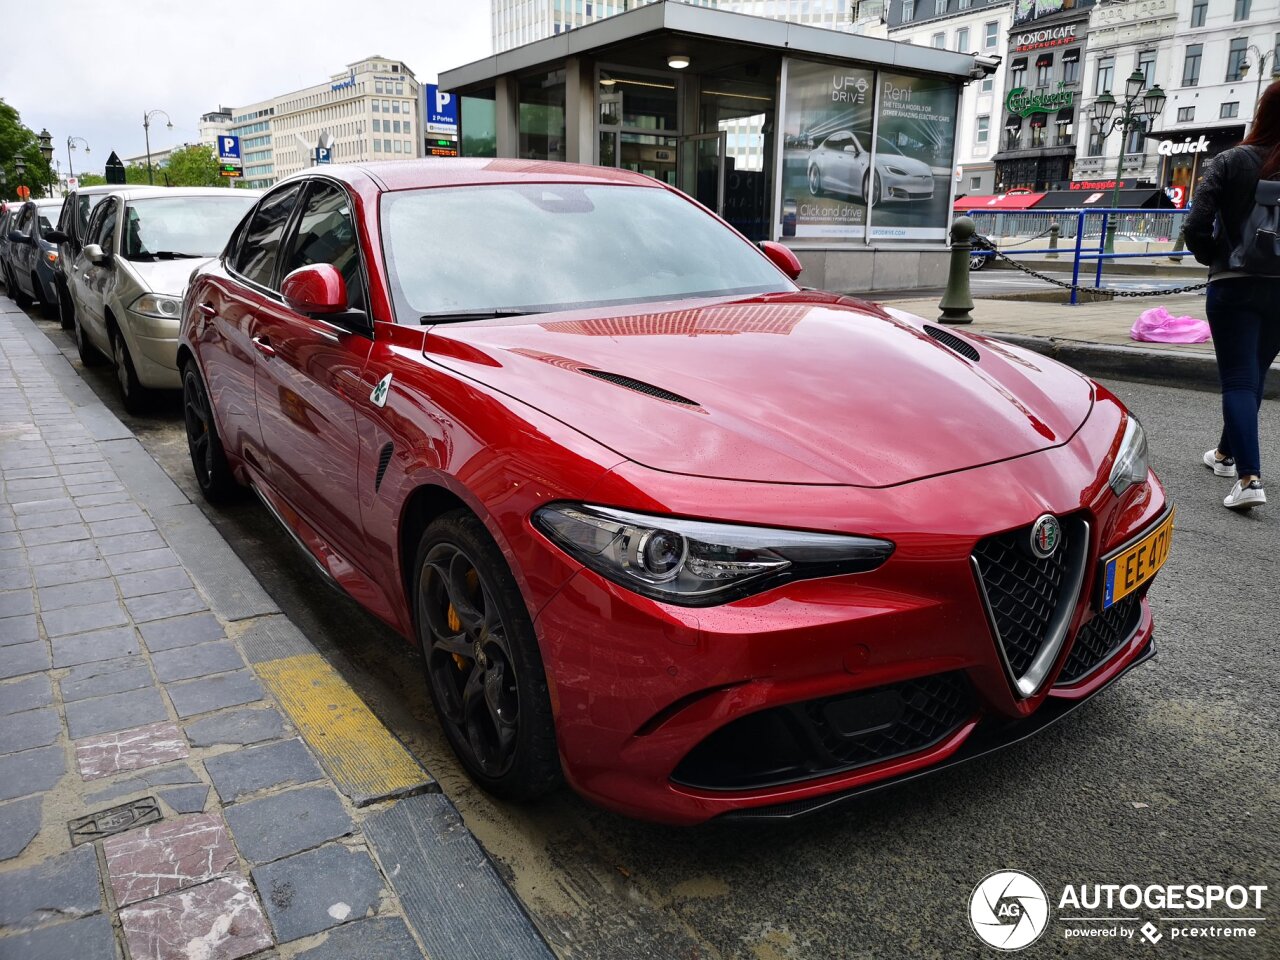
[977,115,989,144]
[396,83,404,95]
[1036,54,1053,87]
[375,81,383,94]
[1182,44,1202,86]
[1221,101,1240,118]
[960,0,971,8]
[1011,58,1027,89]
[955,27,969,52]
[372,101,380,113]
[1138,51,1156,87]
[1177,106,1195,122]
[1030,124,1046,148]
[985,21,998,49]
[1234,0,1250,20]
[1190,0,1207,26]
[1095,57,1114,96]
[932,32,945,48]
[372,118,380,132]
[519,68,567,162]
[1124,119,1146,154]
[392,101,400,114]
[384,138,392,152]
[934,0,946,14]
[374,139,381,152]
[1227,38,1248,81]
[902,0,914,22]
[1063,51,1080,85]
[982,76,994,92]
[1088,127,1104,156]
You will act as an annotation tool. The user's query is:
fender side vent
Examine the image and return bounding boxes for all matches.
[924,325,980,362]
[375,442,394,491]
[581,369,697,406]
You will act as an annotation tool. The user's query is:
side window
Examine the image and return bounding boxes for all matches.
[56,199,72,233]
[91,199,119,256]
[232,184,304,289]
[15,207,32,232]
[278,183,367,312]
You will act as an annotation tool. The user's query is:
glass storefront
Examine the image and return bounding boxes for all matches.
[460,94,497,158]
[519,69,567,161]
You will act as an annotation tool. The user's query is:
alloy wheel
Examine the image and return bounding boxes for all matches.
[808,166,822,197]
[183,371,214,487]
[419,542,520,778]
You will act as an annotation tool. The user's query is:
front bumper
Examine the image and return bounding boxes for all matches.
[125,309,181,389]
[530,396,1168,825]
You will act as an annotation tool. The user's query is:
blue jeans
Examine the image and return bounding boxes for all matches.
[1206,277,1280,478]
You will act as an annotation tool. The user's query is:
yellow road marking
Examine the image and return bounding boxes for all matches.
[256,653,431,806]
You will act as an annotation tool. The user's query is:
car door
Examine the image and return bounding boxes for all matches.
[251,179,373,569]
[11,206,34,294]
[72,197,119,350]
[826,134,854,193]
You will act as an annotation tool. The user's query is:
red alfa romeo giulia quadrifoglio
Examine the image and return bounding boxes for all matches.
[179,160,1172,825]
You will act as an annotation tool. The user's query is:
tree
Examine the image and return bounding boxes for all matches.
[76,173,107,187]
[122,145,224,188]
[0,99,55,200]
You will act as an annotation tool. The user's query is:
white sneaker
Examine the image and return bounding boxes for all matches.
[1203,449,1238,477]
[1224,479,1266,510]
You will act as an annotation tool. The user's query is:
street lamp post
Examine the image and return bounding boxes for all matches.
[38,129,54,198]
[66,136,90,180]
[1239,46,1277,128]
[1088,70,1166,253]
[143,109,174,186]
[14,156,26,198]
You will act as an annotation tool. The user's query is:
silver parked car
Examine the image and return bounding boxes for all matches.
[67,187,259,412]
[806,132,935,204]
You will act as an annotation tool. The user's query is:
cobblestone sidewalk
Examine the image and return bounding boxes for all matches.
[0,301,551,960]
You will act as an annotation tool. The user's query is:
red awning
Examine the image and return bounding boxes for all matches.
[954,192,1047,211]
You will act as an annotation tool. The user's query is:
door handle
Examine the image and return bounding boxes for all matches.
[252,336,275,358]
[83,273,91,282]
[197,302,217,318]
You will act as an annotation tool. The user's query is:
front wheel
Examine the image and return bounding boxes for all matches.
[36,275,57,319]
[415,511,560,802]
[182,362,238,503]
[75,310,105,366]
[111,328,151,415]
[808,165,824,198]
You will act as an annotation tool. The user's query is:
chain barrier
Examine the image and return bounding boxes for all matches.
[978,246,1210,298]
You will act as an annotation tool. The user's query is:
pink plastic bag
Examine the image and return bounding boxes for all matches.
[1130,306,1211,344]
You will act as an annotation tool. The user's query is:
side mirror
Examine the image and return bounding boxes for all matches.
[83,244,110,266]
[759,241,803,281]
[282,263,348,316]
[8,230,27,244]
[44,229,69,244]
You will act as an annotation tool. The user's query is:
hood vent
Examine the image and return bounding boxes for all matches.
[581,369,698,406]
[375,442,394,491]
[924,325,980,362]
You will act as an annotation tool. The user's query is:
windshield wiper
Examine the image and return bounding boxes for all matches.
[419,308,540,324]
[150,251,205,260]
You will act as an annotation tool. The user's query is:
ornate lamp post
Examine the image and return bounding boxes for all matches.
[1088,70,1166,252]
[66,136,90,180]
[38,129,55,198]
[143,109,174,185]
[1239,45,1277,130]
[14,156,26,198]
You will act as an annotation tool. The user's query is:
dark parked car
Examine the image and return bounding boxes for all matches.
[5,199,64,317]
[0,203,26,294]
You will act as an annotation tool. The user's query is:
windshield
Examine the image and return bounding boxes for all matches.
[123,195,256,261]
[876,137,906,157]
[380,183,793,321]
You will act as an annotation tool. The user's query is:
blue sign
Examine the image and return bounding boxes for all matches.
[332,72,356,92]
[315,146,332,165]
[217,135,241,161]
[426,84,458,133]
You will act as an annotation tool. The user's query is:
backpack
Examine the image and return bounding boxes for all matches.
[1225,150,1280,274]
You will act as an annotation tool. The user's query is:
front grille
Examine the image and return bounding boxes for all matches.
[670,672,974,791]
[1056,593,1143,686]
[973,523,1075,677]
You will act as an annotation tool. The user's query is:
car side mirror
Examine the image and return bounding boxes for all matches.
[8,230,27,244]
[83,244,110,266]
[759,241,803,281]
[282,263,349,316]
[44,229,69,244]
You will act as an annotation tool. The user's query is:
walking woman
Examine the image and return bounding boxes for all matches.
[1185,78,1280,510]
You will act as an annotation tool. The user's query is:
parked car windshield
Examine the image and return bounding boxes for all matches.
[380,183,794,321]
[123,195,257,261]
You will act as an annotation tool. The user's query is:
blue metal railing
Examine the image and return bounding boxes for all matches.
[964,207,1199,305]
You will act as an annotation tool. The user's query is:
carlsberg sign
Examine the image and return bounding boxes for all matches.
[1158,136,1210,156]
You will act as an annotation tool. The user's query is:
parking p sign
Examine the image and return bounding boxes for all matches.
[426,84,458,136]
[218,135,241,162]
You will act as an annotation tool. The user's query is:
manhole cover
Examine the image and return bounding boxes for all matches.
[68,797,162,845]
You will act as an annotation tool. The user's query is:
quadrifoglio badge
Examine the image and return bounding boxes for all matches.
[969,871,1268,949]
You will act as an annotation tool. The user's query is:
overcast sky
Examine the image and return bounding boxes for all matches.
[1,0,491,172]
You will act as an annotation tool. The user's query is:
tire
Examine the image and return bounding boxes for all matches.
[182,361,238,503]
[808,165,824,198]
[57,280,74,330]
[414,510,561,802]
[111,326,151,415]
[10,269,31,309]
[74,309,105,366]
[863,170,882,205]
[36,275,56,319]
[970,235,994,272]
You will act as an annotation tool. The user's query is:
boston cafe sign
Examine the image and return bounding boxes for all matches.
[1007,84,1075,117]
[1014,23,1078,51]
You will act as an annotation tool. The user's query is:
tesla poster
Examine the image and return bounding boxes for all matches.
[778,59,958,241]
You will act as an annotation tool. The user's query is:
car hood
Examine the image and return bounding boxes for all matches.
[423,295,1094,487]
[125,257,213,296]
[875,154,932,176]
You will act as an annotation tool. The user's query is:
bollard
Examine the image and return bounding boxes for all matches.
[938,216,975,325]
[1104,219,1118,254]
[1169,223,1186,263]
[1046,222,1060,259]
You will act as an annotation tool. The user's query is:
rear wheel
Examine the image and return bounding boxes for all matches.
[57,280,74,329]
[111,327,151,415]
[182,361,238,503]
[414,511,560,802]
[10,269,31,308]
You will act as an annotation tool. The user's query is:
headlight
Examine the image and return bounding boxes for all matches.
[533,503,894,607]
[886,166,908,176]
[131,294,182,320]
[1108,415,1149,496]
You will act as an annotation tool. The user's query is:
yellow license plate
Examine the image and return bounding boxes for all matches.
[1101,509,1174,609]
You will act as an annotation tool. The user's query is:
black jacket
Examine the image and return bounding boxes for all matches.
[1184,144,1264,275]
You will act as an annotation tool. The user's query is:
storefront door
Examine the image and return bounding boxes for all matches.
[678,132,726,215]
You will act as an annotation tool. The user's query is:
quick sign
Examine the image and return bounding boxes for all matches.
[1158,135,1210,156]
[1014,24,1078,52]
[217,136,241,162]
[1006,84,1075,117]
[426,84,458,136]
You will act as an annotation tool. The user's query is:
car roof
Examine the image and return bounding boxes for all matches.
[279,158,662,193]
[123,187,262,199]
[72,184,165,197]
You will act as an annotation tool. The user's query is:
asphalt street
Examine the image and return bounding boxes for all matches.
[886,268,1210,301]
[19,304,1279,960]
